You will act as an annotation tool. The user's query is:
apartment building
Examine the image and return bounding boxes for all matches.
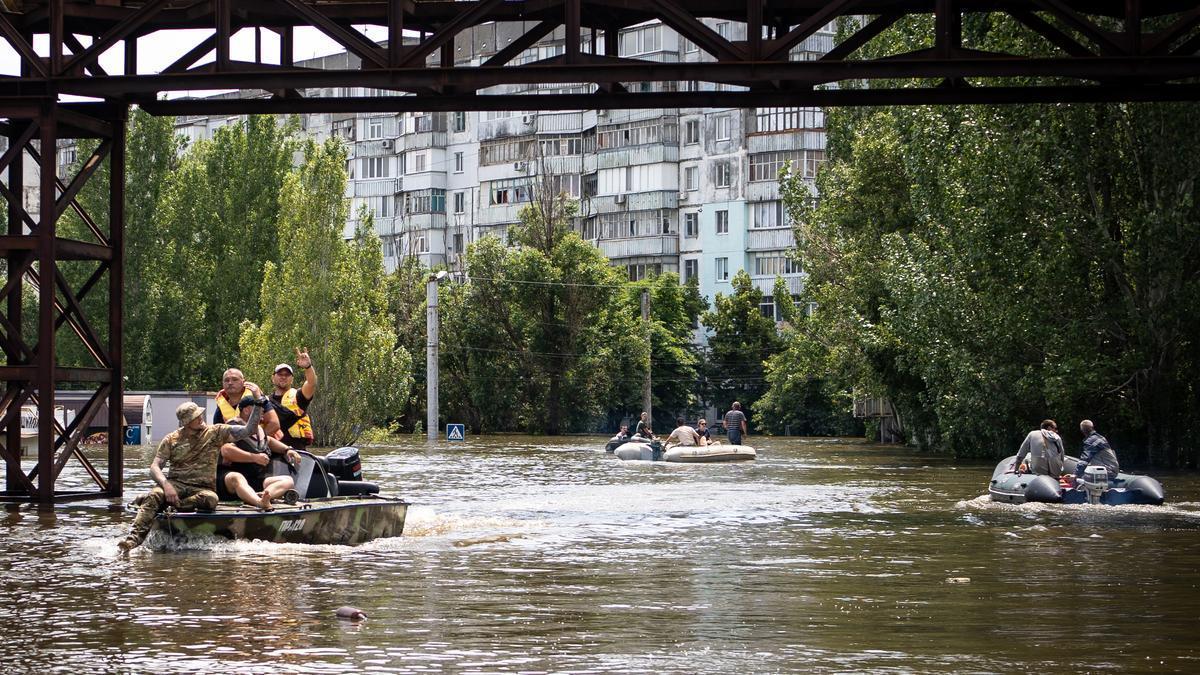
[67,19,832,324]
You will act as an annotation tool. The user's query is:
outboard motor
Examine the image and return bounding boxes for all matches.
[1081,465,1110,504]
[294,447,379,499]
[325,446,363,481]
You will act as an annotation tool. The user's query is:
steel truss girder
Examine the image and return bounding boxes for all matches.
[0,0,1198,108]
[0,104,125,504]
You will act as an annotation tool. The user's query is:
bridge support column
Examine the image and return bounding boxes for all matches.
[0,100,126,504]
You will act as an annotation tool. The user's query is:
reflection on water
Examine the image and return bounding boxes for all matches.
[2,437,1200,673]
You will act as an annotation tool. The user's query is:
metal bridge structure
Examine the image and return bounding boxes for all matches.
[1,0,1199,502]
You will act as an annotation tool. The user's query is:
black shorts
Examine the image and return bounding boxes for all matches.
[216,464,266,501]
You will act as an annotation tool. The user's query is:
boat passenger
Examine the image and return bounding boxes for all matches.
[694,418,711,446]
[1013,419,1065,476]
[270,347,317,451]
[1074,419,1120,481]
[634,411,656,440]
[215,367,281,436]
[117,399,264,554]
[723,402,748,445]
[218,399,303,510]
[665,417,702,449]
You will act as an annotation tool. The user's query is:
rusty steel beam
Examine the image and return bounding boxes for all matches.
[136,82,1200,116]
[28,55,1200,99]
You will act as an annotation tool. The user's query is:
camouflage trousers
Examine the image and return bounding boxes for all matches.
[126,484,218,546]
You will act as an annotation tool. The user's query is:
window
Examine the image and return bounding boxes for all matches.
[619,25,662,56]
[750,150,826,181]
[453,191,465,214]
[715,162,731,188]
[753,253,801,276]
[480,137,534,165]
[596,118,679,151]
[715,209,729,234]
[759,295,776,319]
[715,114,731,141]
[414,153,427,173]
[454,152,464,173]
[684,212,699,237]
[539,134,590,156]
[593,209,677,238]
[716,257,729,282]
[683,39,698,54]
[453,111,467,132]
[751,201,790,229]
[753,107,824,133]
[627,263,662,281]
[716,22,730,39]
[684,258,698,282]
[368,118,384,139]
[684,166,698,191]
[362,156,389,179]
[454,233,464,253]
[548,173,581,198]
[414,236,428,254]
[486,177,533,205]
[404,189,446,214]
[684,119,700,144]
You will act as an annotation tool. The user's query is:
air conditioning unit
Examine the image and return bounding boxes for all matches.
[678,192,689,201]
[381,139,393,150]
[522,114,535,124]
[614,193,626,204]
[513,161,528,172]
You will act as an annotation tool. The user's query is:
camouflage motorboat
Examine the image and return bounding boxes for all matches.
[149,494,408,545]
[988,454,1164,505]
[143,446,408,546]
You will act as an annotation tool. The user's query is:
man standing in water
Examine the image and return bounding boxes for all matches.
[270,347,317,451]
[724,402,748,445]
[1013,419,1065,476]
[117,397,264,554]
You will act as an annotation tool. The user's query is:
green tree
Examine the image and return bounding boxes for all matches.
[701,270,781,423]
[239,138,411,445]
[143,115,296,389]
[615,273,706,431]
[786,15,1200,463]
[447,194,637,434]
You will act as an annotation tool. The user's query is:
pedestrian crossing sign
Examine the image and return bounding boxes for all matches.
[447,423,465,441]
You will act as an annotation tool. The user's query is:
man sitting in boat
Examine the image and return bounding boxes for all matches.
[117,399,265,554]
[218,395,303,511]
[1075,419,1120,481]
[1013,419,1065,476]
[665,417,702,449]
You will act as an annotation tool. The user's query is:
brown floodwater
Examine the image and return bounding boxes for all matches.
[2,436,1199,673]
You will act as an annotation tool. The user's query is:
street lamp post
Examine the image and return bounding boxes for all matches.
[427,270,449,441]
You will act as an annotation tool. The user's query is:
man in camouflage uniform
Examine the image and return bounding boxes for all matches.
[118,390,265,553]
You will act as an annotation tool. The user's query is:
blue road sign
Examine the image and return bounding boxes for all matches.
[447,423,465,441]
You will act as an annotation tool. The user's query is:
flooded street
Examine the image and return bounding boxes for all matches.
[3,436,1200,673]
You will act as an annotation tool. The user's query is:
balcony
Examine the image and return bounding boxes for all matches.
[400,131,447,151]
[353,178,400,197]
[746,227,796,251]
[597,234,680,260]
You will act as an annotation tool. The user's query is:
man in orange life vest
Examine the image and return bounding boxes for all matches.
[215,368,281,437]
[270,346,317,450]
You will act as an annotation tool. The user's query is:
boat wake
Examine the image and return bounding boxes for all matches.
[956,493,1200,520]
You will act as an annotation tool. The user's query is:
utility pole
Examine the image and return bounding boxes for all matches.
[641,288,651,426]
[426,270,448,441]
